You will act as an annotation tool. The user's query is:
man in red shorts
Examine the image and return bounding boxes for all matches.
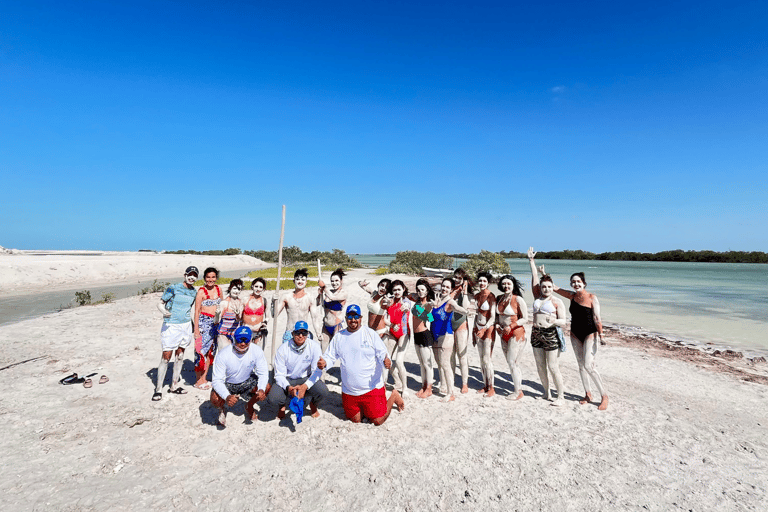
[299,304,404,425]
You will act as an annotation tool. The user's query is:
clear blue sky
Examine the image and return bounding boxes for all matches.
[2,0,766,253]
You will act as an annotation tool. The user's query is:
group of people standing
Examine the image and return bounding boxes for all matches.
[152,247,608,427]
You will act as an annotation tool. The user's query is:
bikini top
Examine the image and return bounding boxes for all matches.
[476,292,492,311]
[324,298,344,311]
[243,296,265,316]
[533,298,557,315]
[430,302,453,336]
[411,302,434,323]
[497,295,521,317]
[201,286,222,307]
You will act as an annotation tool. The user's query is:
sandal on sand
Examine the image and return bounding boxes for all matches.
[59,373,84,385]
[83,379,93,388]
[168,387,188,395]
[99,375,109,384]
[152,392,162,401]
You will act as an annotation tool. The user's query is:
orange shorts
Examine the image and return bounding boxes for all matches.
[342,387,387,420]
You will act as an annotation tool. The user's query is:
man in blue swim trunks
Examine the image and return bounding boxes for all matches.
[153,266,198,401]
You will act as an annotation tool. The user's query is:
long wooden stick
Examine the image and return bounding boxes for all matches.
[270,205,286,365]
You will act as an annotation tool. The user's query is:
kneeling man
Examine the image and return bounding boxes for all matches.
[211,326,269,426]
[299,305,404,425]
[268,321,329,419]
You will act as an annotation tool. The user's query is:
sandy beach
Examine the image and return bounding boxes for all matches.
[1,259,767,511]
[0,250,270,295]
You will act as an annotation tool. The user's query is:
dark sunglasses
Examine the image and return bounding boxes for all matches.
[346,313,362,319]
[293,330,309,337]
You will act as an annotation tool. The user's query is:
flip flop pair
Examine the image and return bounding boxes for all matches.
[83,375,109,388]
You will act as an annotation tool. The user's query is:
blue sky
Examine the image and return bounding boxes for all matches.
[2,0,766,253]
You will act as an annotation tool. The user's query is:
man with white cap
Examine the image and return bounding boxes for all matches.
[210,326,269,426]
[153,265,198,401]
[299,304,404,425]
[268,320,329,419]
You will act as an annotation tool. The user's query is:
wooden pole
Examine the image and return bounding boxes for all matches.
[270,205,286,366]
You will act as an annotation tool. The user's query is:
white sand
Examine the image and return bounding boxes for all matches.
[0,266,767,510]
[0,251,269,294]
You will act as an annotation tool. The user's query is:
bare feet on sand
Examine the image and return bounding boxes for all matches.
[277,407,286,420]
[477,387,488,394]
[579,392,593,405]
[392,389,405,411]
[442,395,455,403]
[310,401,320,418]
[217,410,227,426]
[461,385,469,394]
[506,391,524,401]
[551,398,565,407]
[245,403,257,421]
[484,388,495,398]
[598,395,609,411]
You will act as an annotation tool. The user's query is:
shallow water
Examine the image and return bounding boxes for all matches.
[0,269,252,327]
[355,255,768,355]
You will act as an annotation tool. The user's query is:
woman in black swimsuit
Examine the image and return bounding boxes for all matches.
[529,247,608,410]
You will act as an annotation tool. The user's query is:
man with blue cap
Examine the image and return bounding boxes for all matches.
[268,320,329,420]
[210,325,269,427]
[299,304,404,425]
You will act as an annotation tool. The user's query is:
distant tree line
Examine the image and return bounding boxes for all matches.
[447,249,768,264]
[165,247,361,267]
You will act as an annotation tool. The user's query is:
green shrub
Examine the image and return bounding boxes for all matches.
[246,266,319,279]
[459,250,511,278]
[100,293,116,303]
[374,267,389,275]
[75,290,92,306]
[387,251,453,275]
[138,279,170,295]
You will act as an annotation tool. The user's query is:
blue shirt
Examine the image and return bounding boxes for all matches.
[161,282,197,324]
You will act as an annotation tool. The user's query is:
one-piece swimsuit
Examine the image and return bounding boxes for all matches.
[569,298,598,342]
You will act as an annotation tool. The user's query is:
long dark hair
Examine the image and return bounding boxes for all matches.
[387,279,408,298]
[497,274,524,297]
[453,268,475,294]
[415,278,435,301]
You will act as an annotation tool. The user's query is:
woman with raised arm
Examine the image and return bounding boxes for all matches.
[242,277,270,351]
[494,274,528,401]
[318,268,348,353]
[431,277,468,402]
[450,269,474,394]
[527,248,567,406]
[357,278,392,335]
[473,271,497,397]
[216,279,245,349]
[411,278,435,398]
[193,267,222,390]
[532,249,608,410]
[382,279,412,395]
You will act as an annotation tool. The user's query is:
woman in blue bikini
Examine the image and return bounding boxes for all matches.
[318,268,348,353]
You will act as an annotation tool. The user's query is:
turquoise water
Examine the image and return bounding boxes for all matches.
[354,255,768,354]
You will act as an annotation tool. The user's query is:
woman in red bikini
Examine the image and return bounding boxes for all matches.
[383,279,412,395]
[494,274,528,401]
[473,271,496,397]
[193,267,221,390]
[242,277,269,350]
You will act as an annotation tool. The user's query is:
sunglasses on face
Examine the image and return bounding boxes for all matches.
[294,330,309,337]
[346,314,362,320]
[234,338,251,345]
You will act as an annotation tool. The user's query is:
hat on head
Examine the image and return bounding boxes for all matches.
[184,266,199,276]
[345,304,362,317]
[233,326,252,343]
[293,321,309,332]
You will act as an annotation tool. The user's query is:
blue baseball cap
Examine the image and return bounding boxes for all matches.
[293,321,309,332]
[233,326,252,343]
[345,304,362,317]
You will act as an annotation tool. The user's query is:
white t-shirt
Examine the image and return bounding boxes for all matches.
[307,326,388,396]
[212,344,269,399]
[273,339,322,390]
